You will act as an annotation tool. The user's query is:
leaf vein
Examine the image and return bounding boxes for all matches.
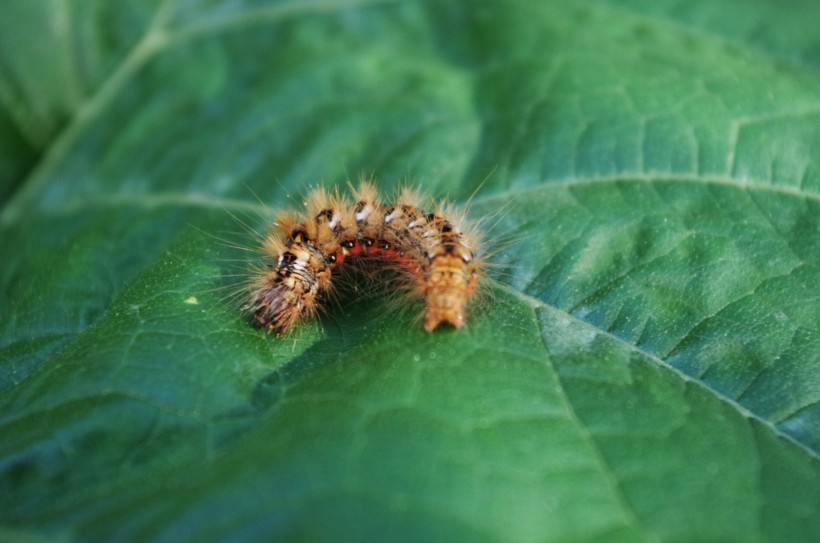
[500,280,820,462]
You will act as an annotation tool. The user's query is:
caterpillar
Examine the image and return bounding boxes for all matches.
[247,181,482,335]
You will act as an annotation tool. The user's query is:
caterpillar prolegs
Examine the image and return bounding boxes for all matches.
[248,181,482,335]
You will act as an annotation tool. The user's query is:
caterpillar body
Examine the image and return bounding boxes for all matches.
[248,181,482,335]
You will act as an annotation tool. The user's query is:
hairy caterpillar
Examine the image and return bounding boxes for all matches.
[247,181,483,335]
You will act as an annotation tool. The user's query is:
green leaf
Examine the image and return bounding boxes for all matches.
[2,1,819,541]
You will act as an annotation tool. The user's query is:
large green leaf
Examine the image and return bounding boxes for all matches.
[2,0,819,541]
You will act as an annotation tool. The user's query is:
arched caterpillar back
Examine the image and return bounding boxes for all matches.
[248,181,482,335]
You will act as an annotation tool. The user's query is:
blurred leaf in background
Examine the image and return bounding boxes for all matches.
[1,0,819,541]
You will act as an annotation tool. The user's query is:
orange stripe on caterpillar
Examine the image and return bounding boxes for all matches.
[248,181,482,335]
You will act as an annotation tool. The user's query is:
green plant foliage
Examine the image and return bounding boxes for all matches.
[1,0,819,541]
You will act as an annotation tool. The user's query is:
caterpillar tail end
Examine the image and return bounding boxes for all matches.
[423,288,467,332]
